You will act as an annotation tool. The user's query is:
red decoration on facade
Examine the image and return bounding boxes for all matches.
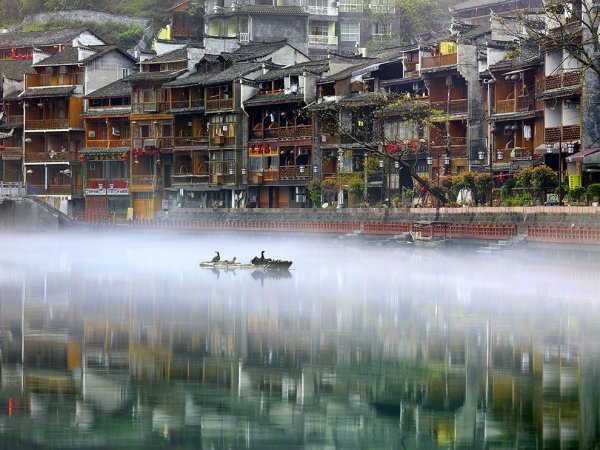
[79,154,85,163]
[387,144,397,153]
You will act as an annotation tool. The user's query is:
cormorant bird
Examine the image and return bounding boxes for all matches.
[260,250,266,262]
[211,251,220,263]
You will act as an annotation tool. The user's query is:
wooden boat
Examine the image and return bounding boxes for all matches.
[408,221,450,248]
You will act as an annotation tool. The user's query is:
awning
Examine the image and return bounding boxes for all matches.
[566,147,600,163]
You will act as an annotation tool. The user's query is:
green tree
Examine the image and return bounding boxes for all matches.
[307,178,322,207]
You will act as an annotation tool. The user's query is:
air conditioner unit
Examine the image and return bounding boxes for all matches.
[331,1,338,7]
[144,138,157,148]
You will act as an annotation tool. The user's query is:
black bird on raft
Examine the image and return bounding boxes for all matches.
[211,251,220,263]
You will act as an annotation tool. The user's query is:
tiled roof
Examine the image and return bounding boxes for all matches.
[81,108,131,117]
[244,92,304,106]
[451,0,514,12]
[123,69,187,83]
[203,61,268,86]
[536,86,581,99]
[142,47,188,64]
[0,27,91,49]
[457,23,491,41]
[489,43,542,71]
[166,106,205,114]
[367,45,417,60]
[86,79,131,98]
[0,129,14,139]
[19,86,76,98]
[209,4,308,15]
[255,60,329,81]
[81,147,128,155]
[228,40,288,62]
[164,71,215,88]
[0,60,36,81]
[490,109,541,121]
[326,59,379,82]
[33,46,79,66]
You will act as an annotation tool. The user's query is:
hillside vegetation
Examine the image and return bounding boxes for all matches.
[0,0,168,29]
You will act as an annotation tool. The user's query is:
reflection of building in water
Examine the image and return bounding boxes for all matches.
[0,267,599,448]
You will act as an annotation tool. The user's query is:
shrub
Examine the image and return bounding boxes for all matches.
[587,183,600,201]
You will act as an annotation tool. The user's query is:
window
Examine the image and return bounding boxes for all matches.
[310,21,329,37]
[121,67,130,79]
[373,22,391,36]
[341,22,360,42]
[308,0,329,14]
[339,0,363,12]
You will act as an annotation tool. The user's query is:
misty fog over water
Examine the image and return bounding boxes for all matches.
[0,230,599,448]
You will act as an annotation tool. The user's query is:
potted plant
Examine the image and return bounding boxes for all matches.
[568,185,586,205]
[587,183,600,206]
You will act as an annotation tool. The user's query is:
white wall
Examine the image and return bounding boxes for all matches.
[85,52,137,95]
[204,37,241,55]
[154,40,186,56]
[562,99,580,125]
[563,49,580,71]
[545,50,562,76]
[72,31,105,47]
[270,46,310,66]
[544,104,561,127]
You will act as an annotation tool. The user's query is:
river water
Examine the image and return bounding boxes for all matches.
[0,231,598,449]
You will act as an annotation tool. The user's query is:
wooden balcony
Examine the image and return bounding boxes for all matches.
[171,173,211,186]
[131,137,173,149]
[430,145,468,158]
[5,114,23,125]
[544,125,581,142]
[421,53,457,69]
[209,135,236,147]
[209,161,238,184]
[495,96,534,114]
[250,125,312,141]
[85,178,129,195]
[25,118,71,130]
[28,184,73,195]
[170,99,205,110]
[86,139,130,148]
[206,98,234,112]
[1,147,22,160]
[248,170,279,184]
[25,151,78,163]
[430,99,468,116]
[544,71,582,91]
[26,72,84,87]
[131,101,169,114]
[279,164,313,180]
[173,135,208,147]
[130,175,161,192]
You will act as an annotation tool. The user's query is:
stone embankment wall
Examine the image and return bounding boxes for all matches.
[0,199,65,231]
[163,206,600,232]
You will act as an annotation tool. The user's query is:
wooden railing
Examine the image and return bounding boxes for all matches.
[86,139,130,148]
[28,184,73,195]
[1,147,22,160]
[0,182,26,197]
[171,173,211,185]
[544,125,581,142]
[131,175,161,187]
[5,114,23,125]
[544,71,582,91]
[206,98,234,112]
[131,101,169,113]
[209,135,236,147]
[25,118,70,130]
[170,99,205,110]
[250,125,312,141]
[25,151,75,163]
[430,99,468,115]
[26,72,84,87]
[173,135,208,146]
[430,145,468,158]
[495,96,534,114]
[279,164,313,180]
[421,53,457,69]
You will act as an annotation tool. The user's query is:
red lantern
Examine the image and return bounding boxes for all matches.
[420,187,427,193]
[79,154,85,163]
